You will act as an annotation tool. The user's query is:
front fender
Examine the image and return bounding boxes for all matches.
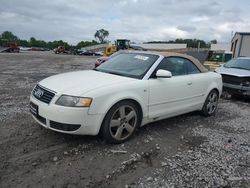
[87,81,148,118]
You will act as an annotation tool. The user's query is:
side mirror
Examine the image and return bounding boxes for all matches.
[156,69,172,78]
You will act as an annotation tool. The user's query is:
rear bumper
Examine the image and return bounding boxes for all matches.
[30,95,105,135]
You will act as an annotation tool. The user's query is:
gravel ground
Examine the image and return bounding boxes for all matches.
[131,101,250,188]
[0,51,249,188]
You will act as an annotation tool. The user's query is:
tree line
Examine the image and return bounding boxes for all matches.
[1,30,217,50]
[0,31,99,50]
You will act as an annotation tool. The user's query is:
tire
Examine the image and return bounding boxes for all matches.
[201,90,219,116]
[101,101,140,144]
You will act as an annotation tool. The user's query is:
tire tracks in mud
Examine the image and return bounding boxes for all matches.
[88,147,160,188]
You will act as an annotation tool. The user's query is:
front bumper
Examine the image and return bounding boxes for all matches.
[223,83,250,96]
[30,95,105,135]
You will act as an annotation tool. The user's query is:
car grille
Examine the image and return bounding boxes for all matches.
[221,74,245,85]
[32,84,55,104]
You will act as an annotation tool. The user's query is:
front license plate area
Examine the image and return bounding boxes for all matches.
[30,102,38,117]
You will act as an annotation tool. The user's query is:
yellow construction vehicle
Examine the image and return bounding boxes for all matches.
[104,39,131,56]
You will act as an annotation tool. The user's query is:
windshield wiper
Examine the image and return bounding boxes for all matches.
[107,71,123,76]
[96,69,123,76]
[93,68,103,72]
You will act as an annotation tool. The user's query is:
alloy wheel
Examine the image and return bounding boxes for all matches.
[109,105,137,141]
[206,92,218,114]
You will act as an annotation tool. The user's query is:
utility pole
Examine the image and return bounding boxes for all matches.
[198,41,200,52]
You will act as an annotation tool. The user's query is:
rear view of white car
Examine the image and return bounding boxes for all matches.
[30,51,222,143]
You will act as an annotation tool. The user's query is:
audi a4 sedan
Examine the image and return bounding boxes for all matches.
[30,51,222,143]
[215,57,250,97]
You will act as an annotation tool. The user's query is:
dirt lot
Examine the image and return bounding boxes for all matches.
[0,52,249,188]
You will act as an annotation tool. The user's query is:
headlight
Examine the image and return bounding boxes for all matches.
[55,95,92,107]
[242,81,250,87]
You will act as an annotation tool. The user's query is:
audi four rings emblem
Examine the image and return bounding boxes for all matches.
[34,88,44,98]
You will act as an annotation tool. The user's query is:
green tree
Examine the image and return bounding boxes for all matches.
[76,40,98,49]
[0,30,104,49]
[18,39,30,47]
[29,37,37,47]
[207,39,218,48]
[49,40,70,50]
[0,31,19,41]
[210,39,217,44]
[94,29,109,43]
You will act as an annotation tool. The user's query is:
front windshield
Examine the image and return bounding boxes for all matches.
[224,58,250,70]
[96,53,159,79]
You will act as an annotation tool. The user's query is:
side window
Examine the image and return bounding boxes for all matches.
[156,57,187,76]
[186,59,201,74]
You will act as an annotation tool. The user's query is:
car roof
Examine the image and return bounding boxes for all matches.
[125,50,208,73]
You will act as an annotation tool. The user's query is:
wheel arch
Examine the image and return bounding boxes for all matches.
[97,98,144,135]
[206,87,220,99]
[205,80,222,99]
[210,88,219,94]
[104,98,143,122]
[116,99,143,122]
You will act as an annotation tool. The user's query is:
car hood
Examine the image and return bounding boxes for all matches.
[39,70,136,96]
[216,66,250,77]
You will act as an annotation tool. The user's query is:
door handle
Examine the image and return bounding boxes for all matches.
[187,82,192,85]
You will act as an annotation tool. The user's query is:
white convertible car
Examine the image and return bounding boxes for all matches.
[30,51,222,143]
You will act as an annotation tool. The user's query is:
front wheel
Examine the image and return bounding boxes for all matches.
[201,90,219,116]
[101,101,140,144]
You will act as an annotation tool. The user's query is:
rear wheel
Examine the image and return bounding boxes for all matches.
[202,90,219,116]
[101,101,140,144]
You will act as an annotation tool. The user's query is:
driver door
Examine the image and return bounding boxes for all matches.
[148,57,193,119]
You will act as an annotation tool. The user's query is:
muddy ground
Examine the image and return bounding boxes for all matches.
[0,52,249,188]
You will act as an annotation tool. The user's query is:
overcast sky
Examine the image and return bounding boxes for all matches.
[0,0,249,44]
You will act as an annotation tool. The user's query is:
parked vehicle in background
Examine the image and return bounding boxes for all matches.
[0,42,20,53]
[95,56,109,68]
[215,57,250,97]
[78,49,94,56]
[30,51,222,143]
[19,47,31,51]
[28,47,49,51]
[95,51,124,68]
[76,49,102,56]
[53,46,69,54]
[97,41,147,67]
[130,45,147,51]
[94,51,104,56]
[103,39,146,56]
